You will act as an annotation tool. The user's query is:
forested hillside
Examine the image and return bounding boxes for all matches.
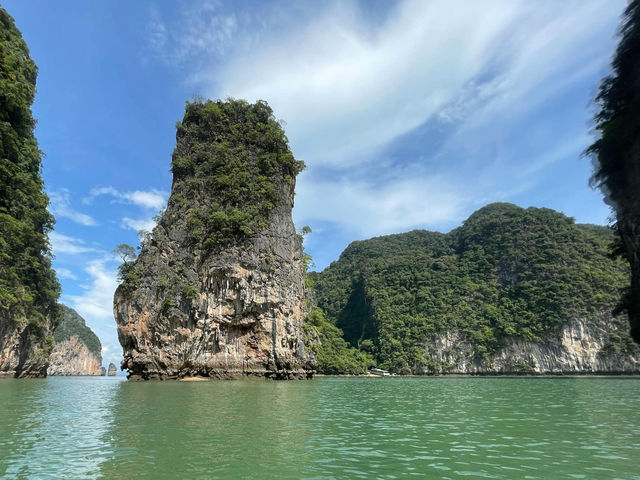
[311,203,636,374]
[53,305,101,356]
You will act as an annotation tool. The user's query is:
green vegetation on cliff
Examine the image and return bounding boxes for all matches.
[303,307,374,374]
[169,98,305,250]
[312,203,630,373]
[53,305,102,357]
[0,8,59,329]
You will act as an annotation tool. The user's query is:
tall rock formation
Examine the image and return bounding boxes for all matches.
[107,362,117,376]
[114,99,315,379]
[47,306,103,376]
[0,8,60,378]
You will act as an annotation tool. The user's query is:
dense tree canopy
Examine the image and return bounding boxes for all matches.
[312,203,631,374]
[587,0,640,342]
[168,98,305,250]
[53,305,102,357]
[0,8,59,329]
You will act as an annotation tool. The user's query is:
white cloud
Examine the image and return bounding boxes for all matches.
[48,189,98,226]
[85,186,168,210]
[49,232,100,255]
[207,0,621,168]
[121,217,156,232]
[68,258,119,321]
[55,267,77,280]
[294,172,465,237]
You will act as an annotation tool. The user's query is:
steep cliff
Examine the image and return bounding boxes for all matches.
[114,99,315,379]
[0,8,60,378]
[108,362,117,376]
[47,305,103,376]
[313,203,639,374]
[425,315,639,374]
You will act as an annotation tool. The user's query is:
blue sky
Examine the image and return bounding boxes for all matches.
[4,0,624,369]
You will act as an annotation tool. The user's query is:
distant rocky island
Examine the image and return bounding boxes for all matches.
[310,203,639,375]
[108,362,117,376]
[113,99,315,380]
[48,306,104,376]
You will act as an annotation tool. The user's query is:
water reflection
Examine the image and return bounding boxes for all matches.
[98,379,317,478]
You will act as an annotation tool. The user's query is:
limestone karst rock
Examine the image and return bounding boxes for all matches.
[114,99,315,380]
[47,306,103,376]
[108,363,117,376]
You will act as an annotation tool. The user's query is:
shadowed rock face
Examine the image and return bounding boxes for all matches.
[114,100,315,380]
[0,321,53,378]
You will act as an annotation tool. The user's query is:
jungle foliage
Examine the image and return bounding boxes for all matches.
[53,305,102,357]
[303,307,374,375]
[312,203,631,374]
[0,8,59,329]
[168,98,305,250]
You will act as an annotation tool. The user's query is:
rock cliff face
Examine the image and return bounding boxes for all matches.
[108,363,117,376]
[114,99,315,380]
[0,321,54,378]
[423,315,640,374]
[47,305,103,376]
[47,336,103,376]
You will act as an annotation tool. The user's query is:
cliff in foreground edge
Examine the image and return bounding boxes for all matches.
[47,306,103,376]
[0,8,60,378]
[114,99,315,380]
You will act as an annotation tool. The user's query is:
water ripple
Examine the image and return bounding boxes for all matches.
[0,377,639,479]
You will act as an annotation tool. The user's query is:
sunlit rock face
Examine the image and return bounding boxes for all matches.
[47,336,103,376]
[114,100,315,380]
[108,363,117,376]
[47,306,103,376]
[423,315,640,374]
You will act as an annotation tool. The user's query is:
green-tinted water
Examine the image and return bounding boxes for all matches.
[0,377,638,479]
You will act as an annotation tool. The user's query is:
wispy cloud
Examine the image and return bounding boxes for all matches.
[48,189,98,226]
[85,186,168,210]
[147,0,238,68]
[294,173,465,237]
[55,267,77,280]
[67,258,119,321]
[208,0,618,168]
[49,232,100,255]
[121,217,156,233]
